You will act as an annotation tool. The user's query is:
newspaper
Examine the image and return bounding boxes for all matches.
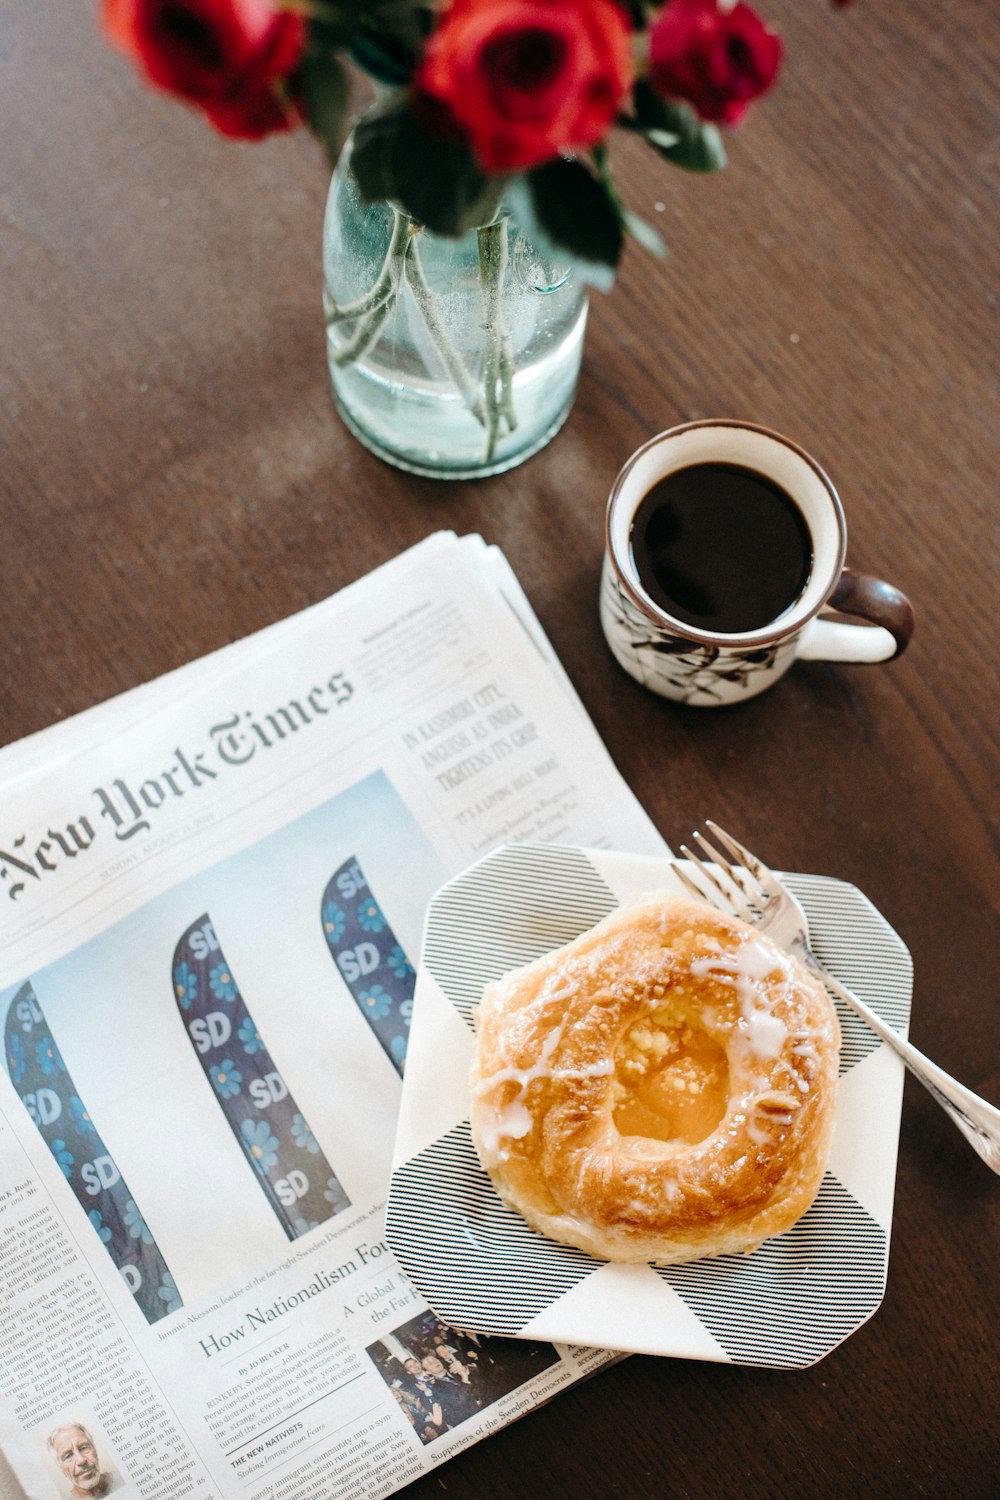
[0,533,667,1500]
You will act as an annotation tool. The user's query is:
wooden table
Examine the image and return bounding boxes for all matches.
[2,1,997,1495]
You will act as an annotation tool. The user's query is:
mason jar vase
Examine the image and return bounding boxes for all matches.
[322,138,588,480]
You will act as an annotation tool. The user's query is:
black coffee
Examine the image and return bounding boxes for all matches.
[628,462,813,634]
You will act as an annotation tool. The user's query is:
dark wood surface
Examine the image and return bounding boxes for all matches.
[2,2,997,1495]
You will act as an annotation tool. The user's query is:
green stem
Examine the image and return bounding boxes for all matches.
[500,323,517,433]
[328,293,395,367]
[324,209,413,364]
[327,200,521,454]
[477,218,515,465]
[404,234,486,427]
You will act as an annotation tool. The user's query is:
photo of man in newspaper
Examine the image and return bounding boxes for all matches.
[365,1312,561,1445]
[42,1417,125,1498]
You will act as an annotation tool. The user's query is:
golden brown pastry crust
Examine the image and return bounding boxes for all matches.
[470,892,840,1263]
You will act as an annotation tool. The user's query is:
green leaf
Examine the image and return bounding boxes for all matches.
[670,120,726,174]
[305,11,355,53]
[301,53,350,165]
[630,82,727,173]
[645,128,682,150]
[310,0,425,49]
[351,98,503,236]
[348,32,415,87]
[620,206,667,259]
[589,142,667,262]
[517,159,623,289]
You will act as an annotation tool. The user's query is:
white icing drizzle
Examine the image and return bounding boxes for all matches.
[492,1010,567,1085]
[475,1011,613,1161]
[475,1055,615,1097]
[477,1099,534,1159]
[690,936,791,1059]
[747,1009,787,1060]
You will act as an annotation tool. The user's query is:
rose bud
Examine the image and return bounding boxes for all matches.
[414,0,634,175]
[101,0,306,140]
[649,0,783,127]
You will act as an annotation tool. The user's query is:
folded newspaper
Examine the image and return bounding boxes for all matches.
[0,533,667,1500]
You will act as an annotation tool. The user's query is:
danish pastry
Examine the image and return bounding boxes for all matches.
[470,892,840,1263]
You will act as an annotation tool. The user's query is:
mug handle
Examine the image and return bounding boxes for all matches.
[796,568,915,664]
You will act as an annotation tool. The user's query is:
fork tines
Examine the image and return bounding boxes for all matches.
[674,823,768,923]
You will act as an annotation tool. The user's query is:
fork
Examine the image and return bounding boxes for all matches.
[672,821,1000,1176]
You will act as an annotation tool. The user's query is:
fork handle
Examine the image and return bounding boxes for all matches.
[795,944,1000,1172]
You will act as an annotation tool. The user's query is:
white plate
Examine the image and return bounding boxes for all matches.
[386,844,911,1369]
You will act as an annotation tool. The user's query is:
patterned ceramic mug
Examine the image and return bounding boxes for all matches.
[600,420,914,707]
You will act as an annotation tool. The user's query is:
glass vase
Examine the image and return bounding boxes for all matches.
[322,138,588,480]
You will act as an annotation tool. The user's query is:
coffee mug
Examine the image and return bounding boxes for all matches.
[600,420,914,707]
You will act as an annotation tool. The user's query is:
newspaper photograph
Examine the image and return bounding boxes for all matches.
[0,535,666,1500]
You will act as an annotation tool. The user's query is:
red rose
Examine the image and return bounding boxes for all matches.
[414,0,634,174]
[101,0,306,139]
[649,0,782,127]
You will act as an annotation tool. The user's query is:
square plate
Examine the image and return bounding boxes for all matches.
[386,844,912,1369]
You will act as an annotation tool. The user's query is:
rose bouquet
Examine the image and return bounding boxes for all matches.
[102,0,786,277]
[100,0,826,475]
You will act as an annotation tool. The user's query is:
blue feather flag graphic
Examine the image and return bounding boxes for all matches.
[4,981,180,1323]
[320,857,416,1076]
[172,915,350,1238]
